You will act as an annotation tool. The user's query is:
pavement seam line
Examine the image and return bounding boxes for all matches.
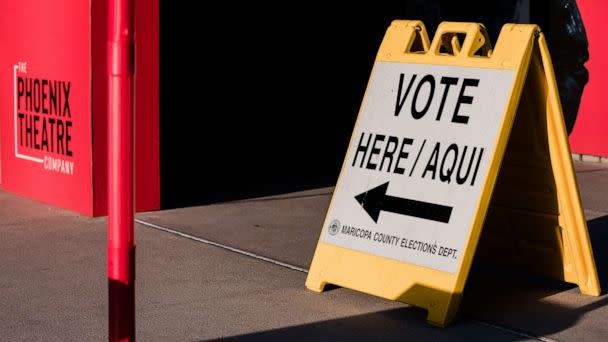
[135,218,557,341]
[226,191,333,204]
[134,218,309,274]
[471,319,559,342]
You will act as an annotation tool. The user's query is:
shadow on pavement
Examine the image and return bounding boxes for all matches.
[459,214,608,336]
[206,307,524,341]
[587,214,608,292]
[462,265,608,337]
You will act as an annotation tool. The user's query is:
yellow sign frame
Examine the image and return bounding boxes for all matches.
[306,21,600,326]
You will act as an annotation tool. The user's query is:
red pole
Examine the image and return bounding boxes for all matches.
[107,0,135,341]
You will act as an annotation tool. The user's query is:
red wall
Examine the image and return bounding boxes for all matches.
[0,0,93,214]
[569,0,608,156]
[0,0,159,216]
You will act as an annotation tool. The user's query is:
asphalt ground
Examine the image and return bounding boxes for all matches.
[2,161,608,341]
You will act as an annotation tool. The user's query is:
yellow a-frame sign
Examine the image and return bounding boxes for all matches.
[306,21,600,327]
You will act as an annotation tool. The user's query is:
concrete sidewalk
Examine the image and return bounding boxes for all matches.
[1,161,608,341]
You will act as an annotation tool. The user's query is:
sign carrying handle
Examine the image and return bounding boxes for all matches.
[379,20,431,55]
[429,22,493,57]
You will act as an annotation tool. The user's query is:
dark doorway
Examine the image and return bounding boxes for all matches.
[159,1,534,208]
[159,2,410,208]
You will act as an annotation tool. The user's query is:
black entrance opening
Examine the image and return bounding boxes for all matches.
[158,1,522,208]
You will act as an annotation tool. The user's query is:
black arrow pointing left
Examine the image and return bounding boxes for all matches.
[355,181,453,224]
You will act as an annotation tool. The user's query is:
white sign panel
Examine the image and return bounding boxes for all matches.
[322,61,514,273]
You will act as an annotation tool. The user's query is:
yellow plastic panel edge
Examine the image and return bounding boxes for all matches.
[537,33,601,296]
